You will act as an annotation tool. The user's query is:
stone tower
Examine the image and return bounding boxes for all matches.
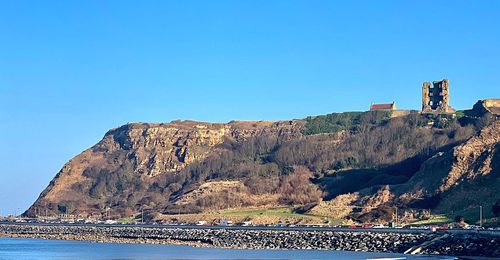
[422,79,455,113]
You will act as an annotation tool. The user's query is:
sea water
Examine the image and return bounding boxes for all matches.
[0,238,455,260]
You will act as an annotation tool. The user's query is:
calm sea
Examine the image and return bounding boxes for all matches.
[0,238,455,260]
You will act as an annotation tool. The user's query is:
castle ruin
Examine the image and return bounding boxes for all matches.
[422,79,455,113]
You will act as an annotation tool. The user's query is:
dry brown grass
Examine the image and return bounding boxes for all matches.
[308,193,358,218]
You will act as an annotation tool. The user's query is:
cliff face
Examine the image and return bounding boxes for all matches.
[483,99,500,115]
[101,122,233,176]
[439,119,500,192]
[348,119,500,223]
[26,107,500,223]
[27,120,302,216]
[397,120,500,197]
[392,120,500,217]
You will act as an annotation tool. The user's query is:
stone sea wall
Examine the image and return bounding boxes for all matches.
[0,224,499,257]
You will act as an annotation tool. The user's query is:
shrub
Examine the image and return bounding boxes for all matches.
[278,166,323,205]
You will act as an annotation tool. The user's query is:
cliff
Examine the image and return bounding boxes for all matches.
[25,104,500,224]
[27,120,302,216]
[395,119,500,217]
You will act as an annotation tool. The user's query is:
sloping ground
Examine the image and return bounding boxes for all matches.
[398,120,499,198]
[171,180,279,209]
[26,120,301,217]
[434,142,500,219]
[308,193,358,219]
[24,106,498,224]
[306,119,499,223]
[355,119,500,223]
[158,206,326,225]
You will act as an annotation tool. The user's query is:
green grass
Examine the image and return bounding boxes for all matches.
[301,111,391,135]
[116,217,135,223]
[455,110,465,119]
[220,206,349,225]
[221,206,326,220]
[447,207,490,225]
[409,215,452,225]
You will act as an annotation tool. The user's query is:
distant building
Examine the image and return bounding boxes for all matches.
[422,79,455,113]
[370,102,396,111]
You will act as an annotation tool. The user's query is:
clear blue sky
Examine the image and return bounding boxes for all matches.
[0,1,499,215]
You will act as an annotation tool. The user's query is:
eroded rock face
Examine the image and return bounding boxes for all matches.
[106,123,230,176]
[343,119,499,222]
[362,185,394,210]
[90,120,302,177]
[26,119,303,216]
[394,119,500,200]
[483,99,500,115]
[439,120,500,192]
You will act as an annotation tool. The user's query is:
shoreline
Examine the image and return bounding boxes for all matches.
[1,224,499,257]
[0,233,211,247]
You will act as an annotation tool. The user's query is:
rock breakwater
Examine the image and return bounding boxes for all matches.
[1,224,499,257]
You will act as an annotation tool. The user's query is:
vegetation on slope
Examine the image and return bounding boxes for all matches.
[26,104,498,225]
[301,111,391,135]
[152,113,478,215]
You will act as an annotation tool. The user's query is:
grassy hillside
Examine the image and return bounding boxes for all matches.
[301,111,391,135]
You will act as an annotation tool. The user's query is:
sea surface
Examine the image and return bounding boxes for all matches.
[0,238,455,260]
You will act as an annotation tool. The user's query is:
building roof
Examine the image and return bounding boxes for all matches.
[370,103,395,111]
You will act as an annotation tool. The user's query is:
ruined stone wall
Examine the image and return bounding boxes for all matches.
[422,79,455,113]
[422,82,431,111]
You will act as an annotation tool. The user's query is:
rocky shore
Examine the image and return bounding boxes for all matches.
[419,233,500,257]
[1,224,499,257]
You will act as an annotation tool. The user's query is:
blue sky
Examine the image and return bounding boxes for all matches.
[0,1,499,215]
